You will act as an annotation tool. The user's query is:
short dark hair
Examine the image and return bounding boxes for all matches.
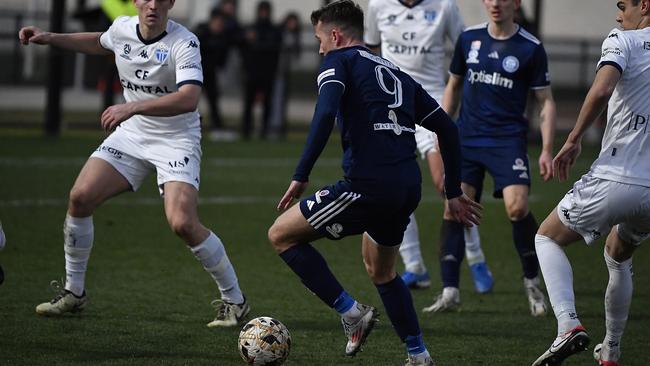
[310,0,363,40]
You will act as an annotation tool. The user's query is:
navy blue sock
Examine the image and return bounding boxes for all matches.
[375,275,421,342]
[279,243,344,307]
[439,219,465,288]
[512,212,539,279]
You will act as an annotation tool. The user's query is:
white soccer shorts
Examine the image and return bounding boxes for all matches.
[414,125,439,160]
[90,127,202,195]
[557,172,650,246]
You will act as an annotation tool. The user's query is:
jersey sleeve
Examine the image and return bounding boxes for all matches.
[445,0,465,44]
[529,43,551,89]
[292,54,348,182]
[174,34,203,88]
[99,16,129,52]
[449,33,466,76]
[364,0,381,47]
[597,28,628,74]
[316,52,348,95]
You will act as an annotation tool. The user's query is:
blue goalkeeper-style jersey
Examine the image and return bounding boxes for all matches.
[293,45,463,198]
[450,23,550,147]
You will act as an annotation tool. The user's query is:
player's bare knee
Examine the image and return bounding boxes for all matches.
[68,185,96,216]
[506,205,528,221]
[268,224,290,253]
[168,215,196,239]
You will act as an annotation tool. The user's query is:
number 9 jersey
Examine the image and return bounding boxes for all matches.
[99,16,204,139]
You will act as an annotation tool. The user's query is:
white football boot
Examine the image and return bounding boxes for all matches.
[594,343,620,366]
[35,280,87,316]
[405,352,436,366]
[207,297,250,327]
[532,326,590,366]
[524,276,548,316]
[341,303,379,356]
[422,287,460,313]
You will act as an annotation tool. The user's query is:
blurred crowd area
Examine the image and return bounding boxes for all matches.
[0,0,613,141]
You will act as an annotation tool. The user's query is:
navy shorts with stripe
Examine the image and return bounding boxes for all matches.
[461,144,531,198]
[299,180,421,246]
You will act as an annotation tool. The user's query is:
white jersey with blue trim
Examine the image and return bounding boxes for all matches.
[590,27,650,187]
[364,0,464,100]
[100,16,203,138]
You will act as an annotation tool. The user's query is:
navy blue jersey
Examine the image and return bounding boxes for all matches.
[293,45,463,198]
[449,23,550,147]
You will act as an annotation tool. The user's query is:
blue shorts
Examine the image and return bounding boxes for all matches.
[461,145,531,198]
[299,180,421,246]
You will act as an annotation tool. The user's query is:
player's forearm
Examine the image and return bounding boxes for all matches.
[567,91,609,144]
[538,100,556,153]
[48,32,110,55]
[420,109,462,199]
[442,81,461,116]
[292,85,342,181]
[130,90,199,117]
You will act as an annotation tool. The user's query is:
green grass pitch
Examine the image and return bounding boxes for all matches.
[0,131,647,365]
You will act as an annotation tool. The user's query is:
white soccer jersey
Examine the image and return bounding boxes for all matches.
[364,0,464,100]
[590,27,650,187]
[100,16,203,138]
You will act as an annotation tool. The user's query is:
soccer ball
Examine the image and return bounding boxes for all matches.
[238,316,291,365]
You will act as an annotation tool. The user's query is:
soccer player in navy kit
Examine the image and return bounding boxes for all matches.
[424,0,557,315]
[267,1,480,365]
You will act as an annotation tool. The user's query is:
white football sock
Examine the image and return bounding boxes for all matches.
[341,301,362,321]
[191,231,244,304]
[602,248,633,361]
[399,214,426,274]
[63,214,94,296]
[464,225,485,265]
[535,234,581,335]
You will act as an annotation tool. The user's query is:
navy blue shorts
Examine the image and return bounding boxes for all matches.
[299,180,421,246]
[461,145,531,198]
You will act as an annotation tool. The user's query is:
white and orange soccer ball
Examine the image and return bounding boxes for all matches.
[238,316,291,366]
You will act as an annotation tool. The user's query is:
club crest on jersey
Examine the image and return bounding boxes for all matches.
[502,55,520,73]
[387,14,397,25]
[467,40,481,64]
[424,10,437,23]
[154,44,170,64]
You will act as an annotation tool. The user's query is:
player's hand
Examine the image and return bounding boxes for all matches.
[538,150,554,182]
[277,180,308,212]
[447,194,482,227]
[18,26,51,45]
[100,104,136,132]
[553,140,582,182]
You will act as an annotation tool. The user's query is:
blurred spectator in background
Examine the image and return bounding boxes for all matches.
[268,12,302,140]
[218,0,243,40]
[195,8,237,141]
[240,1,282,140]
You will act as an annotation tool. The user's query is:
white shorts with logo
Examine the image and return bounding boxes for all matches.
[557,172,650,246]
[90,127,202,195]
[414,125,438,160]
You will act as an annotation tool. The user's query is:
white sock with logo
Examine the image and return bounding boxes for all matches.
[535,234,581,335]
[191,231,244,304]
[602,248,632,361]
[464,225,485,266]
[63,215,94,297]
[399,214,426,274]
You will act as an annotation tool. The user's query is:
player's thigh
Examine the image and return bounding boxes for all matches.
[70,157,131,208]
[269,203,323,250]
[483,146,531,199]
[460,146,486,194]
[162,181,199,224]
[538,208,583,246]
[146,136,202,196]
[613,183,650,250]
[502,184,530,219]
[555,173,618,245]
